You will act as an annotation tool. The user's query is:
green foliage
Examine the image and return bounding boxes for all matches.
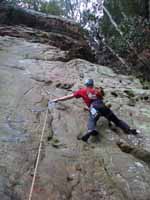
[6,0,20,5]
[101,16,150,56]
[101,0,150,57]
[6,0,43,10]
[81,10,97,26]
[40,1,63,15]
[5,0,64,15]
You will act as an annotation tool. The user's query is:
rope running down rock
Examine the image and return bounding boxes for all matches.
[28,109,48,200]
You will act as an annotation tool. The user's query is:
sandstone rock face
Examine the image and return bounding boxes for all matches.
[0,28,150,200]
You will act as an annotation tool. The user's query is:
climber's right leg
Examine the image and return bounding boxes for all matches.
[77,113,100,142]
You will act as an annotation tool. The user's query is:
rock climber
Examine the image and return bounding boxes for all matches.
[50,79,139,142]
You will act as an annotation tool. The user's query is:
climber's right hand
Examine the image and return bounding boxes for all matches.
[48,100,57,109]
[50,99,58,103]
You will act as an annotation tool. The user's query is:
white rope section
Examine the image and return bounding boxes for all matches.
[28,109,48,200]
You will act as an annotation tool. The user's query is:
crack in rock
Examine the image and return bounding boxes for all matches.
[117,140,150,166]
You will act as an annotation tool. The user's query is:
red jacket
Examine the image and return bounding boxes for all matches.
[73,87,103,107]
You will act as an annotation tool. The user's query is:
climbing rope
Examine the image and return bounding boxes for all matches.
[28,108,48,200]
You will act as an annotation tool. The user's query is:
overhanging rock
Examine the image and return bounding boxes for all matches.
[0,2,95,62]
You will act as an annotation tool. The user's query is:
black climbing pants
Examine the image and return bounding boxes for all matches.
[87,100,130,133]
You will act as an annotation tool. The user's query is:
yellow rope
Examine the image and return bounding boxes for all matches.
[28,109,48,200]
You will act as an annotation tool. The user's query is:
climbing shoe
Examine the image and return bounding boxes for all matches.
[77,130,99,142]
[77,132,91,142]
[127,129,140,135]
[129,129,140,135]
[91,130,99,136]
